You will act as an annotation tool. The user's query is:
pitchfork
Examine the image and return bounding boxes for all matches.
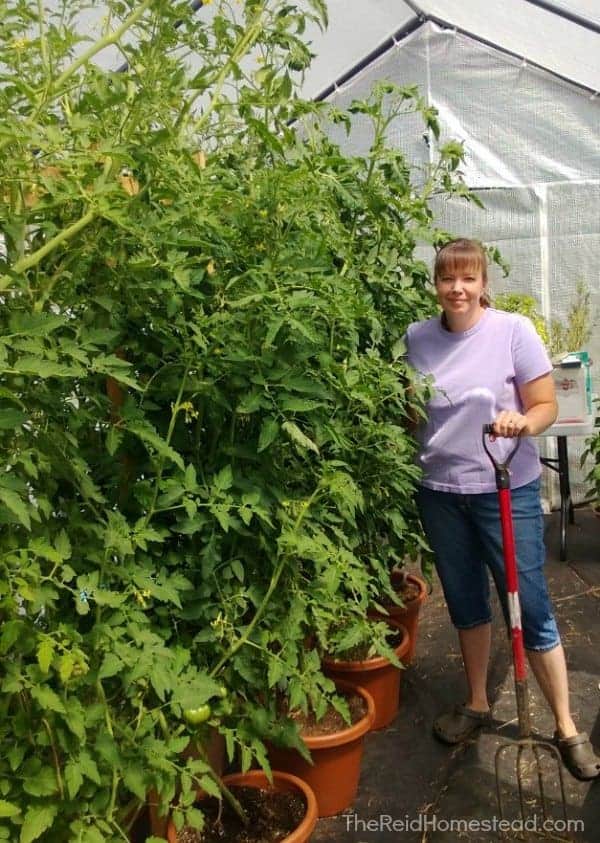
[482,424,568,835]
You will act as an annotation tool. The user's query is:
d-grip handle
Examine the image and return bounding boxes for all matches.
[482,423,523,450]
[482,423,521,490]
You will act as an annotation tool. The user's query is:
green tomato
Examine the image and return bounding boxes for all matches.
[183,704,212,725]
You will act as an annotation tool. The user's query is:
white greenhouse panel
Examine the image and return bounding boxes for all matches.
[549,0,600,26]
[422,25,600,188]
[329,24,600,189]
[322,26,430,170]
[417,0,600,91]
[299,0,416,98]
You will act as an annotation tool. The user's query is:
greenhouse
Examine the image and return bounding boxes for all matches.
[0,2,598,842]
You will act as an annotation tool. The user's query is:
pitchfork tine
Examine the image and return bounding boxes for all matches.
[495,739,568,829]
[517,743,527,822]
[533,744,546,820]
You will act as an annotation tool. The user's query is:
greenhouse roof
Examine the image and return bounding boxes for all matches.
[301,0,600,98]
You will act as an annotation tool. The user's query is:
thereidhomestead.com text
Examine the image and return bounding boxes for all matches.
[343,812,584,835]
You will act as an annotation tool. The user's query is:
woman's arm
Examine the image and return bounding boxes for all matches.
[492,372,558,438]
[519,372,558,435]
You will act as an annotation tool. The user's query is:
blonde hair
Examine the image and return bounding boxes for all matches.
[434,239,490,307]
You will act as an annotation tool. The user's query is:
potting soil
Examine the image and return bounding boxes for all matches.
[288,691,366,737]
[178,785,306,843]
[387,578,421,604]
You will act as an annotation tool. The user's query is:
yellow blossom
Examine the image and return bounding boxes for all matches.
[12,37,29,50]
[178,401,199,422]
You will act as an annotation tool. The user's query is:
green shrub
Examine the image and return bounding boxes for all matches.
[494,283,593,356]
[493,293,549,346]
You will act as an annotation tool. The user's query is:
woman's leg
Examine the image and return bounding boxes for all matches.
[459,623,492,712]
[526,644,576,738]
[416,486,494,741]
[531,643,600,779]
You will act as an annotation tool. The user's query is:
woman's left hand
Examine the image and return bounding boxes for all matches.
[490,411,530,440]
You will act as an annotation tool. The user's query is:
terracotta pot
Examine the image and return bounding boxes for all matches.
[379,571,427,664]
[166,769,318,843]
[149,727,227,837]
[322,620,409,731]
[268,680,375,817]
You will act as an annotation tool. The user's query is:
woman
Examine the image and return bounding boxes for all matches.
[405,238,600,780]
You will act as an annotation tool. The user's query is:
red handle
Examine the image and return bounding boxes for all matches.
[498,488,527,681]
[482,425,527,680]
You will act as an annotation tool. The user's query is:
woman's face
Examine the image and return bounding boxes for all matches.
[435,263,486,319]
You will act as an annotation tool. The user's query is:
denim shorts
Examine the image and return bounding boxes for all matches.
[416,477,561,652]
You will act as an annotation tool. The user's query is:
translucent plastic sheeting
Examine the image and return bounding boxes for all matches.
[298,0,416,99]
[414,24,600,188]
[315,25,430,172]
[546,181,600,507]
[547,0,600,27]
[416,0,600,92]
[325,24,600,188]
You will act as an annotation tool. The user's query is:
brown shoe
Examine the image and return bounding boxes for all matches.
[554,731,600,781]
[433,704,492,745]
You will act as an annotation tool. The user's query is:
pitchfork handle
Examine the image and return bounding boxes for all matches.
[482,423,530,738]
[482,423,521,491]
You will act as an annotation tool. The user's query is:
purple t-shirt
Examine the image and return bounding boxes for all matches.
[405,308,552,493]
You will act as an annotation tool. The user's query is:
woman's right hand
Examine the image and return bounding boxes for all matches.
[489,410,529,441]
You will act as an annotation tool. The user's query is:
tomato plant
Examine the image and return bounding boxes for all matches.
[0,1,476,840]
